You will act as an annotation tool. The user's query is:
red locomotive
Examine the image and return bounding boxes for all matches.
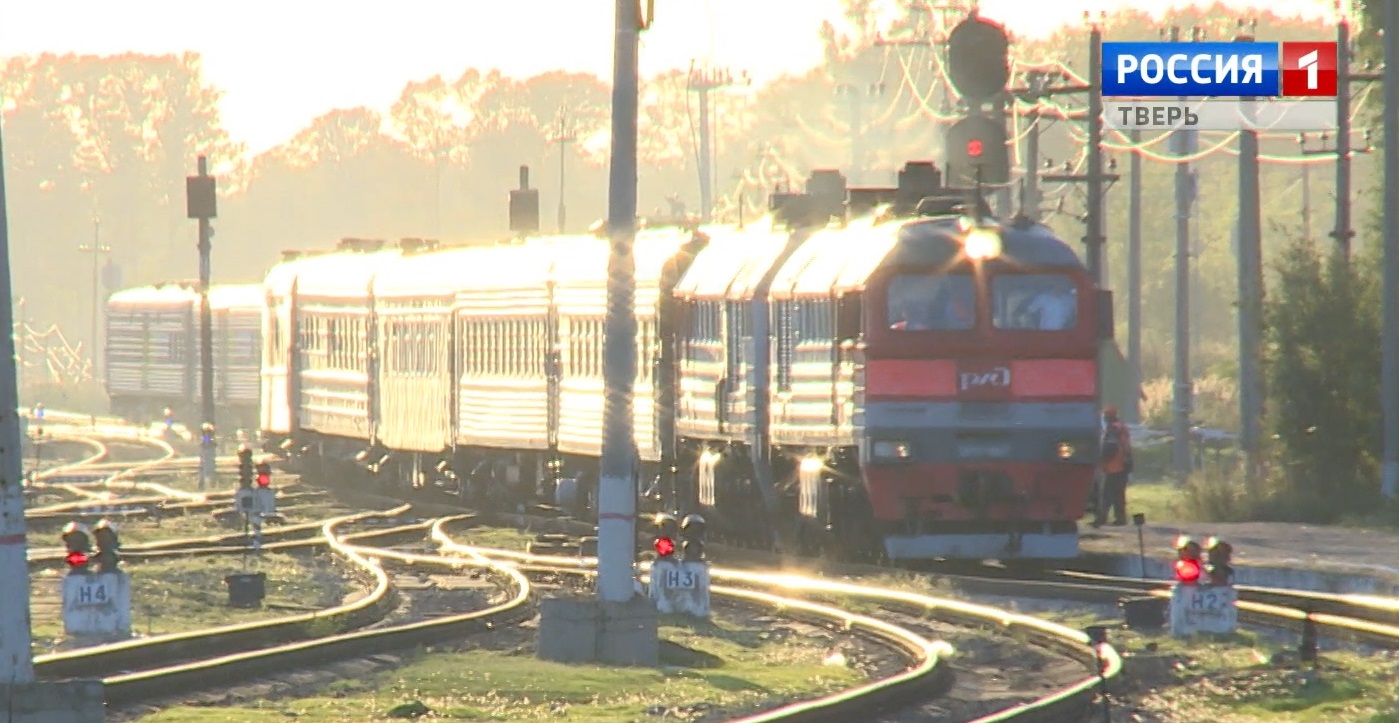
[259,161,1108,562]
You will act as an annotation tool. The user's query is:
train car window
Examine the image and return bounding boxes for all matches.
[168,331,187,363]
[991,274,1078,330]
[886,273,975,330]
[775,300,793,392]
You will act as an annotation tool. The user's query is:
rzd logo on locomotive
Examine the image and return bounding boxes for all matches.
[959,366,1011,392]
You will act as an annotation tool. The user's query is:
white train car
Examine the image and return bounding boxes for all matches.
[371,240,455,478]
[105,283,199,421]
[210,284,265,425]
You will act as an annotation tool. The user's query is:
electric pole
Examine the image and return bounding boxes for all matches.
[0,61,36,688]
[78,219,109,382]
[835,83,885,185]
[1127,128,1142,425]
[1235,22,1264,492]
[598,0,642,605]
[1297,132,1329,241]
[551,111,577,233]
[688,66,742,223]
[1170,25,1198,485]
[1380,0,1399,499]
[186,156,217,492]
[1332,19,1384,271]
[1085,21,1106,286]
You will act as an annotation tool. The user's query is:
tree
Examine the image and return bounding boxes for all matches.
[1262,237,1381,520]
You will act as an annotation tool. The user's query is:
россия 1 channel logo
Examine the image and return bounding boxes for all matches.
[1102,41,1337,97]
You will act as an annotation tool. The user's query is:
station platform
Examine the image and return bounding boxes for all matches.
[1078,519,1399,592]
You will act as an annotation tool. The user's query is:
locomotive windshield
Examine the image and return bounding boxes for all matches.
[991,273,1078,330]
[887,272,975,330]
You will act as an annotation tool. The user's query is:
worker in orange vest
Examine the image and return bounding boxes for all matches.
[1093,405,1133,527]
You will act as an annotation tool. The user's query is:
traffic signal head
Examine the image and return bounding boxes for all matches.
[946,15,1010,102]
[652,512,679,559]
[945,115,1010,187]
[1204,536,1234,586]
[92,519,121,572]
[238,445,254,488]
[255,462,271,488]
[679,513,706,561]
[61,522,91,574]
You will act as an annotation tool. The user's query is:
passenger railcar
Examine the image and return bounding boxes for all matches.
[105,282,264,428]
[262,160,1108,562]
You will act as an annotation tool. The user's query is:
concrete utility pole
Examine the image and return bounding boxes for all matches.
[1235,23,1264,492]
[688,66,742,223]
[1127,128,1143,425]
[1021,106,1042,221]
[1381,0,1399,499]
[1085,21,1106,286]
[1334,18,1354,267]
[835,83,885,185]
[599,0,642,605]
[1170,25,1198,485]
[78,219,109,381]
[551,111,577,233]
[1,80,106,721]
[0,95,36,691]
[186,156,217,491]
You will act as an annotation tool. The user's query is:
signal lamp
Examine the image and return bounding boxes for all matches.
[967,139,983,158]
[164,408,174,428]
[255,462,271,488]
[92,519,121,572]
[66,551,89,569]
[61,521,92,575]
[654,536,676,558]
[1174,558,1202,584]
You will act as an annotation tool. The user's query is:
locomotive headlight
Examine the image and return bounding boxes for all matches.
[963,227,1003,260]
[1056,442,1075,460]
[872,440,913,461]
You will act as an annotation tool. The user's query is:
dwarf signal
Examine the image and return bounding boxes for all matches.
[255,462,271,488]
[61,522,92,575]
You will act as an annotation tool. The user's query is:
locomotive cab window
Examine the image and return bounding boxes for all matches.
[992,274,1078,330]
[886,273,975,330]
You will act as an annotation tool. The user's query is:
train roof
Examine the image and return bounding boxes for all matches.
[673,222,792,300]
[886,216,1084,268]
[208,284,264,311]
[283,249,403,299]
[374,242,560,300]
[107,283,199,309]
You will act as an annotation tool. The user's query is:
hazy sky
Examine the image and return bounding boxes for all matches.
[0,0,1333,156]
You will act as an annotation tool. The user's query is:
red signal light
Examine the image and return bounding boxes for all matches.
[66,551,89,568]
[967,139,983,158]
[654,536,675,557]
[256,473,270,488]
[1174,558,1201,584]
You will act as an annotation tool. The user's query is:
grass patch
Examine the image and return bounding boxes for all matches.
[30,552,348,650]
[1035,609,1399,722]
[131,615,865,722]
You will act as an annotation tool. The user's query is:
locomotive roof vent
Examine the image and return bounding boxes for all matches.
[914,192,992,219]
[336,237,387,253]
[848,161,946,219]
[770,169,848,228]
[399,237,440,254]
